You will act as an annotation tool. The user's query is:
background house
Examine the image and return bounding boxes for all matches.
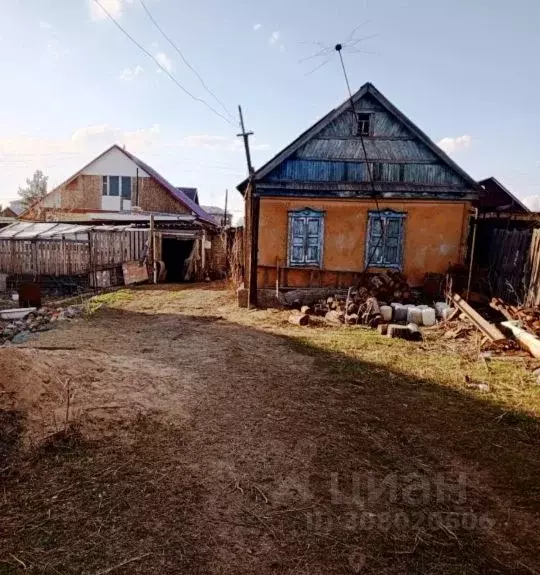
[23,145,215,225]
[239,82,481,298]
[476,177,529,214]
[201,205,233,227]
[0,146,229,288]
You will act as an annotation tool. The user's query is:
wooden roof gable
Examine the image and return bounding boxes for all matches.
[238,82,480,195]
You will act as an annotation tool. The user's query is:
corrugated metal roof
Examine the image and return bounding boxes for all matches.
[0,222,146,240]
[177,187,199,204]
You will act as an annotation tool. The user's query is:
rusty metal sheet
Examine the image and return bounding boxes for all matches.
[122,260,149,285]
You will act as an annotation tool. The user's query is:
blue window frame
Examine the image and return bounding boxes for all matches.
[288,208,324,267]
[365,209,406,269]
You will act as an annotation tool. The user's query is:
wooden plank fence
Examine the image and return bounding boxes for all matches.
[526,229,540,307]
[0,229,149,277]
[488,228,532,304]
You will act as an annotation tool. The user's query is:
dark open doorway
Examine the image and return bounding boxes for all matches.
[161,238,195,282]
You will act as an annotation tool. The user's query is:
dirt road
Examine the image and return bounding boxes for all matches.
[1,284,539,574]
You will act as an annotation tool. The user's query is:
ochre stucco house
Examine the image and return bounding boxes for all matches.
[238,82,482,294]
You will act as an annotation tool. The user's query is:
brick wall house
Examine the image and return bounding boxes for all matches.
[22,145,214,225]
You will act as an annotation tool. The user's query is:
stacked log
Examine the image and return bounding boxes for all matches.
[282,272,412,328]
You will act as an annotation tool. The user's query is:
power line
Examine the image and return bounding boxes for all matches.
[138,0,235,122]
[92,0,236,127]
[335,44,385,271]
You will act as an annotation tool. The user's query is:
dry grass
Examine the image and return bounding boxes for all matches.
[1,283,539,574]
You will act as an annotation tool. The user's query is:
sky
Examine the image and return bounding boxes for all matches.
[1,0,540,222]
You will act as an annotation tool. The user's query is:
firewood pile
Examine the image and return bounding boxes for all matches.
[355,271,412,302]
[308,293,382,327]
[288,272,424,338]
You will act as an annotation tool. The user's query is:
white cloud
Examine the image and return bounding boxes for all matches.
[0,127,271,160]
[72,124,161,152]
[39,21,52,29]
[119,65,144,81]
[155,51,173,73]
[269,30,280,45]
[0,124,161,160]
[253,23,262,31]
[0,124,163,202]
[89,0,133,21]
[437,134,472,154]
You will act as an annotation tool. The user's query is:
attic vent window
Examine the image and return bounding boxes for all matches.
[356,113,371,137]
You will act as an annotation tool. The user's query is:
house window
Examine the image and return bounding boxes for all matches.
[288,208,325,267]
[365,210,406,269]
[121,176,132,199]
[109,176,119,197]
[102,176,131,199]
[357,113,371,137]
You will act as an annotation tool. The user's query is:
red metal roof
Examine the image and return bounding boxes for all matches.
[118,147,215,225]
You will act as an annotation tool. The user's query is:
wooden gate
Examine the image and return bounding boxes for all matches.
[488,228,532,304]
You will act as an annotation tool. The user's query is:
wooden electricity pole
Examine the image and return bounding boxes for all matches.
[237,105,259,308]
[223,188,229,227]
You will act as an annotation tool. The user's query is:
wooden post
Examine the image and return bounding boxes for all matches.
[248,194,260,306]
[276,258,280,298]
[224,189,229,276]
[466,207,478,301]
[135,168,140,207]
[202,229,206,274]
[149,214,157,284]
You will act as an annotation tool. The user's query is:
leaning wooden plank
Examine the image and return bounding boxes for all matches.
[501,321,540,358]
[451,293,506,342]
[489,297,514,322]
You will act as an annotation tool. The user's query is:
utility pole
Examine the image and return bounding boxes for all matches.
[238,105,254,175]
[237,105,259,308]
[223,188,229,277]
[223,188,228,227]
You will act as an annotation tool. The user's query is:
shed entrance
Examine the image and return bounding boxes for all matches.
[161,238,195,282]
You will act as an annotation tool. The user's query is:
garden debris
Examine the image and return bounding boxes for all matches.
[0,305,84,346]
[491,297,540,336]
[0,307,37,320]
[451,293,506,342]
